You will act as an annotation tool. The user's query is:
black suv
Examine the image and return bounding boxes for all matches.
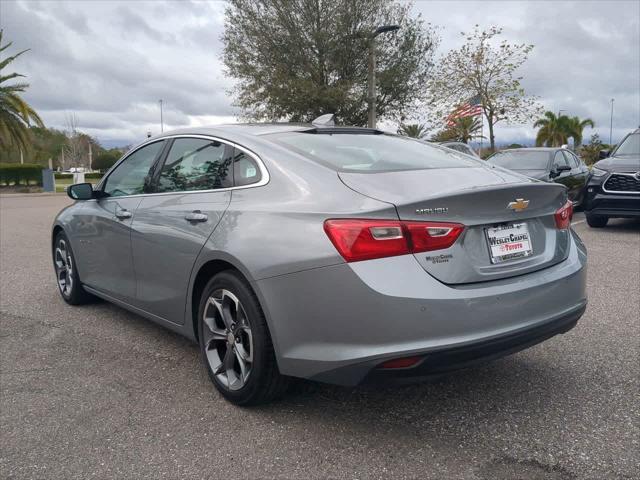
[584,129,640,227]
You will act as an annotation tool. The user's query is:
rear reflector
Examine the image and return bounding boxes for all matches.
[554,200,573,229]
[378,356,422,369]
[324,219,464,262]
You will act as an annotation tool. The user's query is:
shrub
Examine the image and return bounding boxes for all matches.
[0,163,43,186]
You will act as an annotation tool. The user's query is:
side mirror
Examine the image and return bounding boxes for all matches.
[67,183,94,200]
[557,165,572,172]
[599,150,610,159]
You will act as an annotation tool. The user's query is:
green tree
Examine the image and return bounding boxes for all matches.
[534,111,570,147]
[452,116,483,144]
[428,26,542,151]
[397,123,428,138]
[222,0,439,125]
[93,149,122,171]
[429,128,458,143]
[565,115,594,148]
[0,30,44,152]
[578,133,604,165]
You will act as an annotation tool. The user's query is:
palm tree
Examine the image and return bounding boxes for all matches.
[565,116,594,148]
[453,116,483,144]
[397,123,428,139]
[534,111,569,147]
[0,30,44,153]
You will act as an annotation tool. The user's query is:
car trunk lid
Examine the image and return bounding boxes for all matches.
[339,166,571,284]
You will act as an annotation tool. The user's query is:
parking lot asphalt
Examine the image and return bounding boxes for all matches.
[0,194,638,480]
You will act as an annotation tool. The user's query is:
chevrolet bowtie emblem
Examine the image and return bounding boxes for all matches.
[508,198,530,212]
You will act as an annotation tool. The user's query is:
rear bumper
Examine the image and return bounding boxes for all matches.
[257,231,587,386]
[360,302,583,385]
[583,189,640,218]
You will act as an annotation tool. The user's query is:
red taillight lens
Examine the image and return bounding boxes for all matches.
[324,219,464,262]
[404,221,465,253]
[554,200,573,229]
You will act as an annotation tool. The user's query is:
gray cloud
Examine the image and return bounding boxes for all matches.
[1,0,638,146]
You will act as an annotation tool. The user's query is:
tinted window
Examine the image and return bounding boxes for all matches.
[449,144,473,155]
[564,151,580,168]
[488,151,550,170]
[156,138,232,193]
[271,133,478,172]
[103,141,164,197]
[553,151,569,169]
[614,133,639,155]
[232,148,262,186]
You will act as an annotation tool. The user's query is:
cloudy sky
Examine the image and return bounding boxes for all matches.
[1,0,639,147]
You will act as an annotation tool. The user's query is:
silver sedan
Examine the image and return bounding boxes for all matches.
[53,120,587,405]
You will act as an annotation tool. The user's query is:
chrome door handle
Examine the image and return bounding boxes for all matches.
[115,209,132,220]
[185,210,208,223]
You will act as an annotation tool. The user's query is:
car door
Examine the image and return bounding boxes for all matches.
[551,150,577,201]
[73,140,166,301]
[130,136,234,325]
[565,150,589,203]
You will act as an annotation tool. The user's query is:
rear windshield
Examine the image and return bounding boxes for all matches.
[614,133,639,155]
[487,151,550,170]
[269,132,479,172]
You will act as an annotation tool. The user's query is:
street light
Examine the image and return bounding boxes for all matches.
[609,98,614,145]
[159,99,164,133]
[367,25,400,128]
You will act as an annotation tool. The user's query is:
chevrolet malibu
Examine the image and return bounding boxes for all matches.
[52,120,587,405]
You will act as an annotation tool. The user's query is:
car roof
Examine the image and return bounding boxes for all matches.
[151,123,382,139]
[499,147,559,152]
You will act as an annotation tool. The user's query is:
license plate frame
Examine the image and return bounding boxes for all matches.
[485,222,533,264]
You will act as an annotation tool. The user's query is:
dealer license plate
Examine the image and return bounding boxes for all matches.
[486,222,533,264]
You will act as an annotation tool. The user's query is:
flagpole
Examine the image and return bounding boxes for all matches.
[480,112,484,158]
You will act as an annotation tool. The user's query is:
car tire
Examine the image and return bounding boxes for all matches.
[53,231,95,305]
[586,214,609,228]
[198,270,290,406]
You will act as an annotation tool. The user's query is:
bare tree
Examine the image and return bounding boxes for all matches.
[63,113,88,169]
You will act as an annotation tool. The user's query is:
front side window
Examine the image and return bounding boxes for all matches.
[563,151,579,168]
[553,151,569,169]
[156,138,232,193]
[103,141,164,197]
[488,151,550,170]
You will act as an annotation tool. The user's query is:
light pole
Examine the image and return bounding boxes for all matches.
[367,25,400,128]
[609,98,614,145]
[159,99,164,133]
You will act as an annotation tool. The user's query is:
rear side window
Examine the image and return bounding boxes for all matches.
[156,138,232,193]
[232,148,262,186]
[270,133,478,172]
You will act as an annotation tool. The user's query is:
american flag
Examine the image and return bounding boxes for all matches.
[446,95,483,127]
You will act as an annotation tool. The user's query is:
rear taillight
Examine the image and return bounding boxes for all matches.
[554,200,573,229]
[323,219,464,262]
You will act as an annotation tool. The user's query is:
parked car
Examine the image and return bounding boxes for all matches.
[487,148,589,206]
[583,128,640,227]
[439,141,480,158]
[53,119,587,405]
